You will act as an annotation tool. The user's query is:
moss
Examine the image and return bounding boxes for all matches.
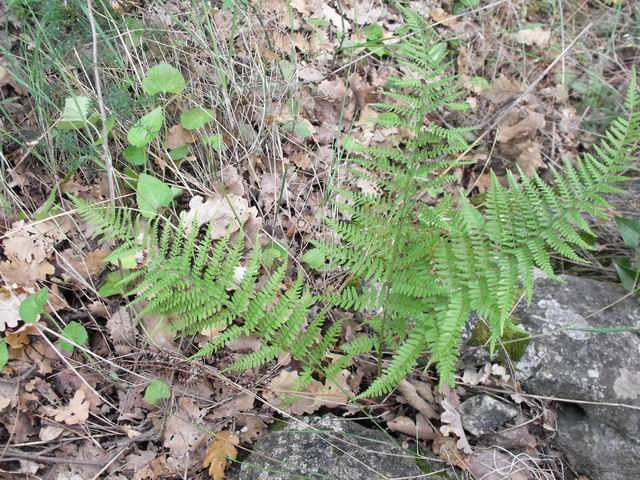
[270,419,289,432]
[468,316,530,364]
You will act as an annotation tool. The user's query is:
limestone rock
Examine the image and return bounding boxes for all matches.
[230,414,454,480]
[515,273,640,480]
[458,395,519,436]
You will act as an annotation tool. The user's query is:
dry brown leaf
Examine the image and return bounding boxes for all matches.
[397,380,438,419]
[203,431,239,480]
[469,448,529,480]
[433,434,472,470]
[317,77,347,102]
[107,306,136,354]
[516,140,546,177]
[440,398,473,454]
[483,75,526,104]
[5,323,40,349]
[58,247,108,285]
[52,390,90,425]
[163,398,205,458]
[496,109,545,143]
[142,315,178,351]
[39,425,64,442]
[165,125,195,150]
[208,394,254,420]
[180,194,259,240]
[237,414,267,444]
[3,219,70,264]
[512,27,551,47]
[0,259,55,288]
[388,414,435,440]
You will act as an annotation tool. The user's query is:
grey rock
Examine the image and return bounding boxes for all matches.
[458,395,519,436]
[515,272,640,480]
[230,414,454,480]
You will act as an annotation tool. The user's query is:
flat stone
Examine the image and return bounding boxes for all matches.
[514,272,640,480]
[458,395,519,436]
[230,414,454,480]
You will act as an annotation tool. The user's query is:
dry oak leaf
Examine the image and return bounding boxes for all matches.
[512,26,551,48]
[52,389,90,425]
[433,434,471,470]
[397,379,438,419]
[203,431,239,480]
[440,398,473,454]
[180,194,258,240]
[0,259,55,288]
[3,219,70,264]
[482,75,526,104]
[5,323,40,349]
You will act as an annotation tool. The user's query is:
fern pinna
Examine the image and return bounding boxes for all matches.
[313,7,640,397]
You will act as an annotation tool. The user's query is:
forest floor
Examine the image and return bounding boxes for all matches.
[0,1,638,479]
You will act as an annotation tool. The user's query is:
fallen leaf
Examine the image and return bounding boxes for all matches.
[440,398,473,454]
[496,109,545,143]
[482,75,526,104]
[208,393,254,420]
[433,434,472,470]
[107,307,136,354]
[3,219,70,264]
[52,389,90,425]
[388,414,435,440]
[163,398,205,458]
[469,448,529,480]
[39,425,64,442]
[0,287,23,331]
[397,380,438,419]
[203,431,239,480]
[180,194,258,240]
[512,26,551,48]
[0,259,55,288]
[5,323,40,349]
[516,140,546,177]
[317,77,347,102]
[165,124,195,150]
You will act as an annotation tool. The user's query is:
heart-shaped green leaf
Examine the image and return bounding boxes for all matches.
[144,378,171,405]
[136,173,178,219]
[142,63,186,95]
[19,287,49,323]
[0,339,8,370]
[58,96,96,130]
[180,107,215,130]
[123,145,147,166]
[59,321,89,353]
[128,107,164,147]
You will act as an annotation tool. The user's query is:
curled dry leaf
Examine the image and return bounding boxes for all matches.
[433,434,471,471]
[387,414,435,440]
[203,431,239,480]
[163,398,206,459]
[52,389,90,425]
[397,380,438,419]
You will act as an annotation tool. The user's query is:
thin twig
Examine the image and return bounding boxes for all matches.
[86,0,116,207]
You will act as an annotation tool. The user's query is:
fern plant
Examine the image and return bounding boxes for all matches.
[72,197,371,390]
[73,7,639,400]
[311,6,640,397]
